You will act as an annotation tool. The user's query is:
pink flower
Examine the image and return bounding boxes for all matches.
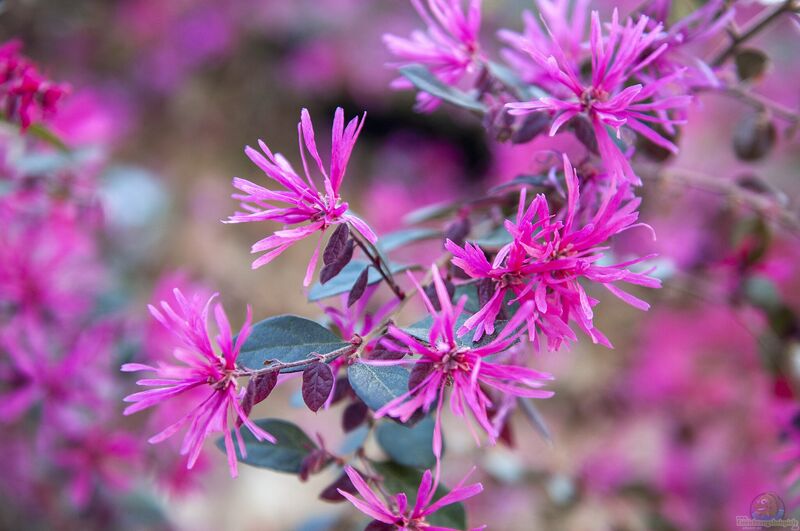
[0,40,68,130]
[338,465,484,530]
[506,10,691,183]
[225,107,376,285]
[447,155,660,350]
[121,288,275,477]
[498,0,590,86]
[384,0,483,112]
[374,265,553,458]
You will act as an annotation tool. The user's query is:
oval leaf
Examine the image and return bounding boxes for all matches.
[398,64,487,113]
[348,362,410,412]
[309,260,413,302]
[323,223,350,265]
[217,418,316,473]
[238,371,279,424]
[302,362,334,412]
[237,315,349,372]
[377,228,441,253]
[376,416,437,469]
[347,266,370,307]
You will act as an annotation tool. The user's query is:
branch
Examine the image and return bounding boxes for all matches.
[712,0,797,66]
[640,166,800,236]
[238,341,360,376]
[350,229,406,301]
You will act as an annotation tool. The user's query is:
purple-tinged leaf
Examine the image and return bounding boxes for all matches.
[237,371,278,426]
[444,217,471,247]
[512,112,550,144]
[319,470,357,502]
[299,448,332,481]
[409,362,435,392]
[320,239,354,284]
[342,400,368,432]
[365,521,395,531]
[368,347,406,361]
[568,115,598,155]
[425,278,455,312]
[302,362,335,412]
[735,48,769,81]
[330,376,352,404]
[323,224,350,265]
[734,111,776,161]
[347,266,370,307]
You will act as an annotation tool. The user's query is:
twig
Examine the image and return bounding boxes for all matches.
[712,0,797,66]
[695,85,800,125]
[350,229,406,301]
[238,341,360,376]
[640,167,800,236]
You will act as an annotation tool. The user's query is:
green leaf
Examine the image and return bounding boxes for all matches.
[237,315,348,373]
[468,223,513,249]
[376,416,436,469]
[216,418,317,473]
[404,200,460,225]
[378,228,441,253]
[398,64,487,113]
[26,123,70,151]
[308,260,413,301]
[486,60,547,100]
[372,461,468,530]
[347,362,410,412]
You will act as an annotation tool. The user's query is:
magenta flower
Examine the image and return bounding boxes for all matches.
[374,265,553,457]
[384,0,483,112]
[447,155,661,350]
[226,107,376,285]
[0,40,68,130]
[499,0,590,86]
[338,465,484,530]
[121,288,274,477]
[506,10,691,183]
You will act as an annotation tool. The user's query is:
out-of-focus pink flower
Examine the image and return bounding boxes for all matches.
[226,107,376,285]
[499,0,589,87]
[338,465,484,530]
[506,10,691,183]
[0,40,69,130]
[385,0,483,112]
[447,155,660,350]
[121,288,275,477]
[374,266,553,457]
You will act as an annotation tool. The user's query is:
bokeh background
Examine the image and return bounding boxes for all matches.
[1,0,799,530]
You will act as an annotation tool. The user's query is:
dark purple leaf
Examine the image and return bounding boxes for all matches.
[734,112,776,161]
[409,362,435,392]
[511,111,550,144]
[735,48,769,81]
[302,362,335,412]
[323,224,350,265]
[347,265,370,307]
[477,278,496,308]
[319,470,357,502]
[425,278,455,312]
[568,115,598,155]
[444,217,471,247]
[320,239,354,284]
[365,521,395,531]
[368,347,406,361]
[342,400,369,432]
[237,371,278,426]
[299,448,331,481]
[330,376,352,404]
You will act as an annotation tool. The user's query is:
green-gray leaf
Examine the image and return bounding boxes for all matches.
[237,315,348,373]
[216,418,316,473]
[378,228,441,253]
[347,362,410,412]
[376,416,436,469]
[398,64,487,113]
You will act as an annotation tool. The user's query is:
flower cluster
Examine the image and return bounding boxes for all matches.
[0,40,68,130]
[374,265,554,457]
[226,107,376,285]
[448,155,660,350]
[122,289,274,477]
